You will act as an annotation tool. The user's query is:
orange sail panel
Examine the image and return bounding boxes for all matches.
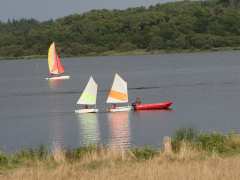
[108,90,128,101]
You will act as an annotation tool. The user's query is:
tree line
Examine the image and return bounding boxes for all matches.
[0,0,240,58]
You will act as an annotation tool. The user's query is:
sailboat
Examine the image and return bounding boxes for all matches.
[45,42,70,80]
[75,76,99,114]
[106,73,131,112]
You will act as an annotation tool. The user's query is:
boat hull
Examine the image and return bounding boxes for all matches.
[108,106,131,112]
[75,109,99,114]
[45,75,70,80]
[133,102,173,111]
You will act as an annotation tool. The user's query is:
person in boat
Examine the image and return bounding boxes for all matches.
[84,105,89,109]
[111,104,117,109]
[135,97,142,104]
[49,73,57,77]
[132,97,142,108]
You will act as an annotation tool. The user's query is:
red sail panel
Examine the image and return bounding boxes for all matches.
[56,55,65,74]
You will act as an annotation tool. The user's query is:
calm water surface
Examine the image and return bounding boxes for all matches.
[1,51,240,152]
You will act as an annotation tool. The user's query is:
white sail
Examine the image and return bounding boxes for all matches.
[106,73,128,104]
[77,76,98,105]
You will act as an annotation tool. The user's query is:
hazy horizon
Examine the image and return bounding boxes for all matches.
[0,0,173,22]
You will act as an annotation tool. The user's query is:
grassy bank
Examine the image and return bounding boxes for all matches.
[1,129,240,179]
[2,153,240,180]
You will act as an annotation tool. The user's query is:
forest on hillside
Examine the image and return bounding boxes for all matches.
[0,0,240,58]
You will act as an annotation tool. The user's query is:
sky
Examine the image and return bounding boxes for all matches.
[0,0,172,22]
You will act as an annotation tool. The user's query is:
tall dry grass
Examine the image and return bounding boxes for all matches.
[1,146,240,180]
[2,129,240,180]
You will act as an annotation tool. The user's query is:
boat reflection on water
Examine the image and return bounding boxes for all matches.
[49,113,65,151]
[107,112,130,149]
[48,79,64,90]
[47,80,66,151]
[133,109,173,120]
[76,113,100,146]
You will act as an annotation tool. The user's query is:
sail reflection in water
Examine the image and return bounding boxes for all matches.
[107,112,130,149]
[48,80,66,150]
[48,79,64,90]
[76,113,100,146]
[48,112,65,151]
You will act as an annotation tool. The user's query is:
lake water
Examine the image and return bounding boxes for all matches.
[1,51,240,152]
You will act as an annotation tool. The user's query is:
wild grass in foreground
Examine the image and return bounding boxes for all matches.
[1,129,240,179]
[172,128,240,155]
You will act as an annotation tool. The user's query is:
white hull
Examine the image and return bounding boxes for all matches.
[75,108,99,114]
[45,75,70,80]
[108,106,131,112]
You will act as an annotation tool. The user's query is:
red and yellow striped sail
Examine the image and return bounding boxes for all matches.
[48,42,64,75]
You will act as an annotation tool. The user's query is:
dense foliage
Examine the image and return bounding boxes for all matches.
[0,0,240,58]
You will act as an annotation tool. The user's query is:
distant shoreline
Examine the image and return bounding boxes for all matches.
[1,1,240,62]
[1,47,240,61]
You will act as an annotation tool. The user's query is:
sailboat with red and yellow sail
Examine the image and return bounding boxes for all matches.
[45,42,70,80]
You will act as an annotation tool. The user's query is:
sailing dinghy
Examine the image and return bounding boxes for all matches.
[75,76,99,114]
[45,42,70,80]
[106,73,131,112]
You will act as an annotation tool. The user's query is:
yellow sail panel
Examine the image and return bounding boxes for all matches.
[48,42,58,74]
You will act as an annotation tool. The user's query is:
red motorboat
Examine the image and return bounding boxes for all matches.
[132,101,173,111]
